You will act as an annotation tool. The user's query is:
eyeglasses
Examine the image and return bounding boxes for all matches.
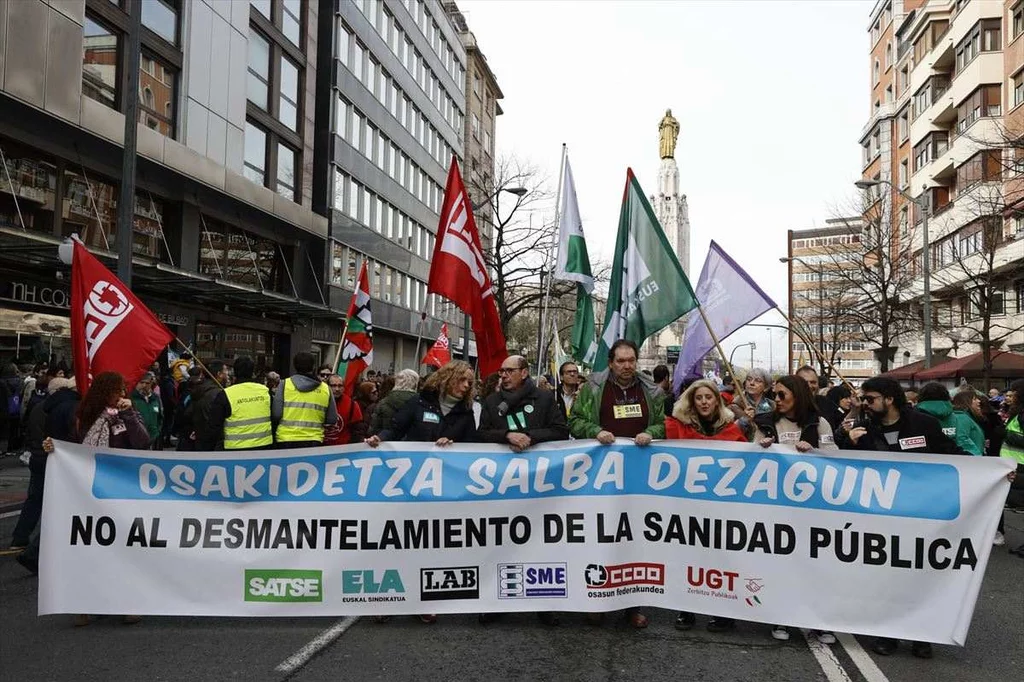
[498,367,525,374]
[772,391,789,400]
[861,394,882,404]
[318,372,331,378]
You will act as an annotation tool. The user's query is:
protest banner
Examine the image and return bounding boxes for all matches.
[39,440,1011,645]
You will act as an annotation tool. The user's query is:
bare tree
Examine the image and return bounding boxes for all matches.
[790,269,864,382]
[810,206,921,373]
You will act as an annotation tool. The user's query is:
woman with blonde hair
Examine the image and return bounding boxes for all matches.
[364,361,477,625]
[665,379,748,633]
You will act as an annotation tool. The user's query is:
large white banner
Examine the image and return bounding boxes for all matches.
[39,439,1012,644]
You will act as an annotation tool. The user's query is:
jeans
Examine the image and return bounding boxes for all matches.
[11,456,45,547]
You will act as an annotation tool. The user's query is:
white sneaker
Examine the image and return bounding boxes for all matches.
[993,531,1005,546]
[815,630,837,644]
[18,451,30,466]
[772,625,790,641]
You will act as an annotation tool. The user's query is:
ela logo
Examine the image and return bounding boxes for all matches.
[420,566,479,601]
[245,569,322,602]
[498,563,568,599]
[342,569,406,603]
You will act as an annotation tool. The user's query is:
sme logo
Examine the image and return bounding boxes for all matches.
[497,563,568,599]
[245,569,323,602]
[585,563,664,590]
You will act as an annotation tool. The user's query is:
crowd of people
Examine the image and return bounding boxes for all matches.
[3,340,1022,654]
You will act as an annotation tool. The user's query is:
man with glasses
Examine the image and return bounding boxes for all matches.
[555,361,582,418]
[843,375,960,659]
[478,355,567,627]
[202,356,274,451]
[479,355,567,454]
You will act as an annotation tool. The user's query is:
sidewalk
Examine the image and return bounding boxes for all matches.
[0,455,29,514]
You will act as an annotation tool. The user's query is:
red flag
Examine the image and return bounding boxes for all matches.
[336,261,373,392]
[71,240,174,394]
[421,322,451,368]
[428,158,508,377]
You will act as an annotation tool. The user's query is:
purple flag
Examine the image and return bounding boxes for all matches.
[673,241,777,394]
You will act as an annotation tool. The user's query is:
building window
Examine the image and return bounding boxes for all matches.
[276,142,296,200]
[899,159,908,189]
[956,85,1001,134]
[199,215,286,292]
[141,0,178,45]
[1014,2,1024,40]
[898,110,909,142]
[281,0,302,46]
[955,150,1001,190]
[251,0,271,20]
[279,55,300,131]
[82,2,182,139]
[1015,71,1024,108]
[955,20,1001,74]
[885,42,892,68]
[0,139,57,236]
[244,122,267,185]
[873,59,880,85]
[247,29,270,109]
[82,16,119,110]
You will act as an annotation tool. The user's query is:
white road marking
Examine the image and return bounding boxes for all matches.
[802,630,853,682]
[275,616,360,675]
[836,632,891,682]
[0,510,22,520]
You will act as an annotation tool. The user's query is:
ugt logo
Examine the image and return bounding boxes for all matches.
[83,280,134,361]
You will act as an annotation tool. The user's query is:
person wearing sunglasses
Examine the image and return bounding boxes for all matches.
[753,374,838,645]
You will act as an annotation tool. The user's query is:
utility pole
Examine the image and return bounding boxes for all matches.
[116,0,143,287]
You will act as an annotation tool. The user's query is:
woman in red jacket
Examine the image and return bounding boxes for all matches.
[665,379,748,633]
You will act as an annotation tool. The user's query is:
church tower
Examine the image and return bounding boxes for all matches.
[641,109,691,369]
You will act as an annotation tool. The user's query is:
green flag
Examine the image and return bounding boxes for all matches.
[593,168,698,371]
[554,155,597,366]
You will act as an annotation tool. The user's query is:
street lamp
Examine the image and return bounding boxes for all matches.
[780,255,825,377]
[854,178,932,368]
[728,341,756,372]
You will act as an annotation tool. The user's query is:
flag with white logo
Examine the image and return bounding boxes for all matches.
[70,240,174,394]
[421,322,452,368]
[336,261,373,392]
[428,157,508,377]
[553,154,597,367]
[594,169,698,371]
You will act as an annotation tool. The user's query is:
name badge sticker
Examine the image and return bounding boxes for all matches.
[779,431,800,444]
[899,436,927,450]
[112,423,127,436]
[612,404,643,419]
[423,412,440,424]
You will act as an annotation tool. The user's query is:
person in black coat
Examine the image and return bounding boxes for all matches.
[845,376,962,457]
[479,355,568,451]
[366,359,477,446]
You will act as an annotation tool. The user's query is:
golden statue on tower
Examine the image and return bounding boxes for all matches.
[658,109,679,159]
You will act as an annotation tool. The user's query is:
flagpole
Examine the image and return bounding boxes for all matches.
[774,308,855,391]
[172,338,223,389]
[538,143,567,373]
[694,304,748,410]
[412,308,428,371]
[331,316,351,373]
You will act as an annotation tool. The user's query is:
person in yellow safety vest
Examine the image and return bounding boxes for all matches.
[271,351,337,448]
[1000,380,1024,556]
[201,356,273,450]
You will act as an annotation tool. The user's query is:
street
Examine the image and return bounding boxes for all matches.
[1,507,1021,682]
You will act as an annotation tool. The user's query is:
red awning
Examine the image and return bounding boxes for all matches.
[913,351,1024,382]
[882,359,928,381]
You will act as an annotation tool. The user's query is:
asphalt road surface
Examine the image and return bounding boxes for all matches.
[1,509,1022,682]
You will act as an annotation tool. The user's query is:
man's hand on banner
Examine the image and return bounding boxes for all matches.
[364,435,381,448]
[596,430,615,445]
[635,432,652,447]
[435,437,454,447]
[758,437,774,448]
[506,432,531,453]
[795,441,813,453]
[42,437,54,454]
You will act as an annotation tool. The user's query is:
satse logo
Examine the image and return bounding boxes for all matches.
[585,562,665,598]
[420,566,479,601]
[341,569,406,603]
[244,569,322,602]
[83,280,134,361]
[498,563,568,599]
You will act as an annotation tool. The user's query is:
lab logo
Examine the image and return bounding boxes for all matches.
[497,563,567,599]
[420,566,479,601]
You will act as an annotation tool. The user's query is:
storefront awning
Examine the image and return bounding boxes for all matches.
[0,227,343,321]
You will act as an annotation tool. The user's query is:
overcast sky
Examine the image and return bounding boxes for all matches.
[460,0,873,371]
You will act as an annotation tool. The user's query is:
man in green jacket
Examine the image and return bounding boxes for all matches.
[569,339,666,445]
[915,383,983,455]
[131,372,163,450]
